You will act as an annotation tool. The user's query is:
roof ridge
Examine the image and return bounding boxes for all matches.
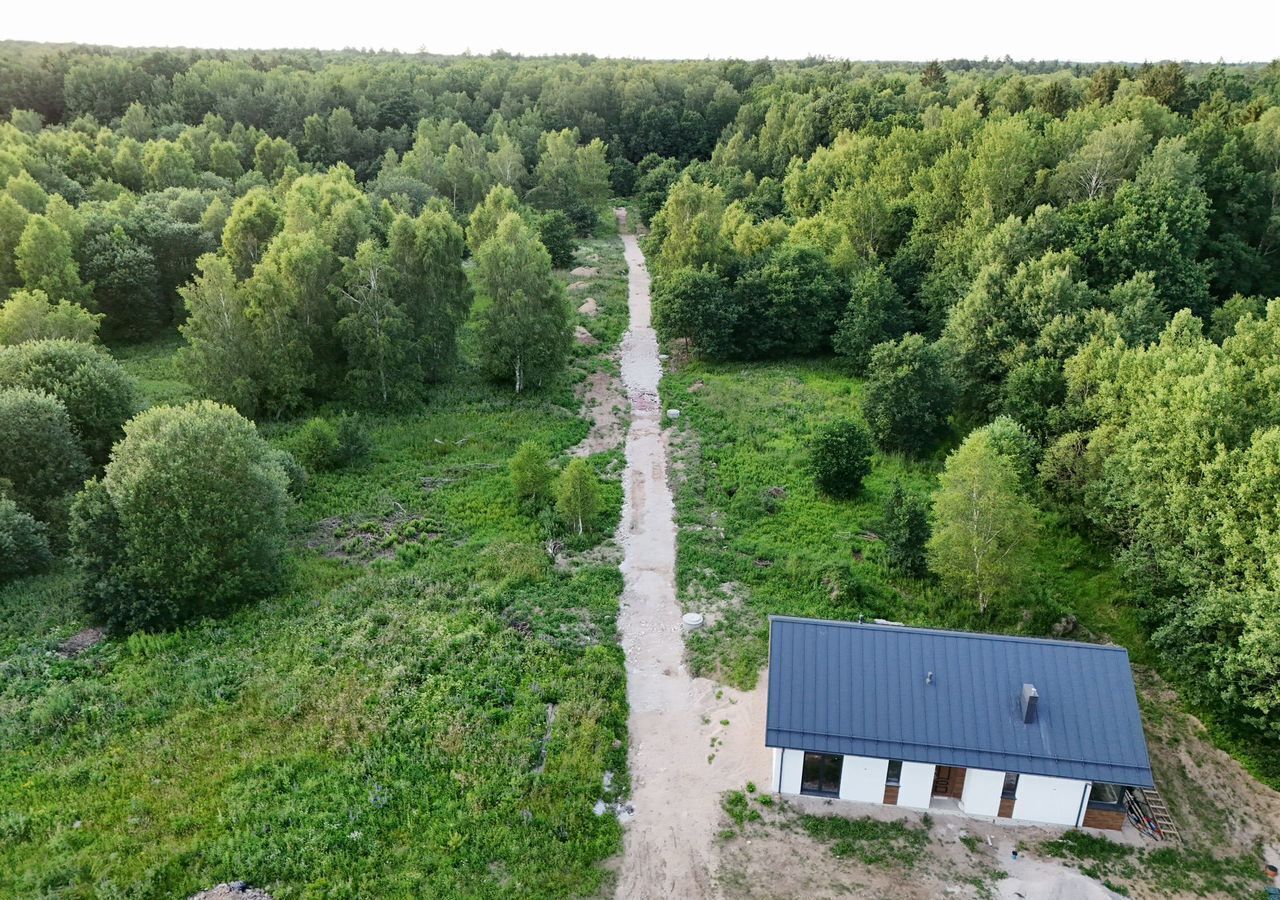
[768,615,1129,654]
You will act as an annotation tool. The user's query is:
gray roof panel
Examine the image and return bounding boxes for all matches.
[765,617,1154,787]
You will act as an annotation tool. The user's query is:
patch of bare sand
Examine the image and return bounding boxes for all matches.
[572,266,600,277]
[571,355,626,458]
[579,297,599,316]
[575,325,600,346]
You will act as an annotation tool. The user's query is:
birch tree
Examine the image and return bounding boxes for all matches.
[928,429,1039,612]
[475,214,569,393]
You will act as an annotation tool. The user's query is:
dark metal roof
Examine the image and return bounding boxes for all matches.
[766,616,1154,787]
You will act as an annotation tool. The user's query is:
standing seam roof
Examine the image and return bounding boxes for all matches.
[765,616,1154,787]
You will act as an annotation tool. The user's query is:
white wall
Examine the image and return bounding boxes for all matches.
[1011,774,1089,826]
[959,768,1005,817]
[896,761,935,809]
[776,748,804,795]
[839,755,890,803]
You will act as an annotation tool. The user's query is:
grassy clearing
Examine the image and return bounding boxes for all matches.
[1040,829,1263,897]
[659,357,1145,688]
[798,813,932,867]
[0,236,631,898]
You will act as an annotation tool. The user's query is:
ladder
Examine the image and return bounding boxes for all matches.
[1125,786,1182,843]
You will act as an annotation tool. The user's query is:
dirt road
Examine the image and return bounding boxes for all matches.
[612,210,769,899]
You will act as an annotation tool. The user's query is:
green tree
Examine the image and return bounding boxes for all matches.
[0,339,138,465]
[733,243,845,357]
[475,213,570,392]
[0,193,31,293]
[928,429,1040,612]
[388,204,472,380]
[178,254,261,415]
[221,188,282,279]
[509,441,554,506]
[652,267,736,357]
[556,458,600,535]
[143,140,197,189]
[535,210,576,269]
[920,61,947,91]
[80,225,162,339]
[882,481,929,577]
[336,241,418,406]
[467,184,522,255]
[0,387,89,525]
[16,215,84,302]
[0,497,52,581]
[0,289,101,345]
[833,265,909,373]
[810,419,874,499]
[862,334,955,456]
[70,401,290,632]
[647,175,727,273]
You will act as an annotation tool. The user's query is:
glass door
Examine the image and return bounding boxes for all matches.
[801,752,843,796]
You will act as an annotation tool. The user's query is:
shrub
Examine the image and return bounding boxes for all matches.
[333,412,372,467]
[535,210,576,269]
[556,459,601,535]
[71,401,291,632]
[0,387,89,525]
[0,497,52,580]
[289,417,342,471]
[882,481,930,577]
[810,419,874,499]
[510,441,554,506]
[0,339,138,464]
[270,448,308,499]
[863,334,955,456]
[0,289,102,345]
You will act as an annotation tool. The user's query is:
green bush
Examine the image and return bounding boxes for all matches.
[510,441,554,506]
[270,448,308,499]
[810,419,874,499]
[0,497,52,581]
[70,401,291,632]
[863,334,955,456]
[333,412,371,467]
[0,339,138,464]
[536,210,577,269]
[0,387,89,526]
[289,417,342,471]
[882,480,930,577]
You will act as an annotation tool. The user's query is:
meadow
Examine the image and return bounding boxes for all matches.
[659,356,1146,689]
[0,233,631,899]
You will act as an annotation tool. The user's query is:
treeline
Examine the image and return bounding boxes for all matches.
[644,61,1280,740]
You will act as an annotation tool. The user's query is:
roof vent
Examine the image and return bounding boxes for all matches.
[1021,683,1039,724]
[926,671,934,685]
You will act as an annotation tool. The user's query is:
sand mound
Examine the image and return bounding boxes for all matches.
[578,298,598,316]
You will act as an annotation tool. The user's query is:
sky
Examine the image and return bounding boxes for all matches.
[4,0,1279,62]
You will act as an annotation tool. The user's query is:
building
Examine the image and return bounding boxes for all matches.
[766,616,1154,830]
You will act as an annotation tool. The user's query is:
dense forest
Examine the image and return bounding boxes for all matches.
[0,40,1279,895]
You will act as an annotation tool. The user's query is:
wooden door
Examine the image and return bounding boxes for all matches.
[932,766,966,798]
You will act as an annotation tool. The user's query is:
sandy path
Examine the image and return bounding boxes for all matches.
[612,210,769,900]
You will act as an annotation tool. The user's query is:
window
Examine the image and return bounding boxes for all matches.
[885,760,903,787]
[1002,772,1020,799]
[1089,782,1124,807]
[801,752,843,796]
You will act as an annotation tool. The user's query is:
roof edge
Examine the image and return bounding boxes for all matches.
[767,615,1131,656]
